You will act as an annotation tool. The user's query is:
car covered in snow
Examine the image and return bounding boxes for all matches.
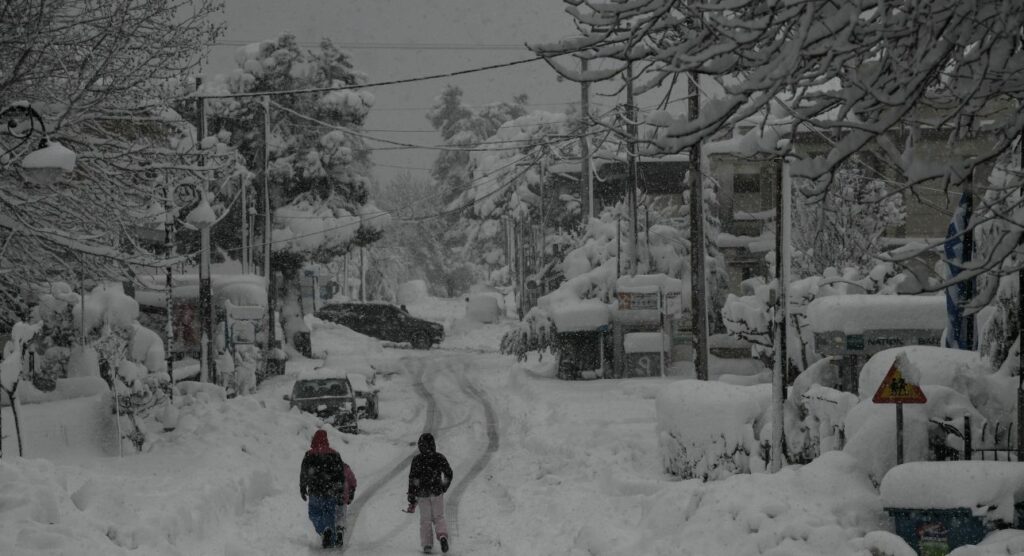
[284,372,359,434]
[347,371,379,419]
[315,302,444,349]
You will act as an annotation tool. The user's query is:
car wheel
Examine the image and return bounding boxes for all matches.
[412,332,431,350]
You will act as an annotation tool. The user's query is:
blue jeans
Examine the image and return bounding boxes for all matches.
[307,495,338,535]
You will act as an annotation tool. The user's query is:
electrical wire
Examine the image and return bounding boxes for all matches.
[268,99,608,152]
[194,56,548,100]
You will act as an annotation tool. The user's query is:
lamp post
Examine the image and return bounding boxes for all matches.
[0,101,75,459]
[1,102,76,184]
[184,193,216,384]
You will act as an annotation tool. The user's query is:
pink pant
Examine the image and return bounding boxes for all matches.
[417,494,448,547]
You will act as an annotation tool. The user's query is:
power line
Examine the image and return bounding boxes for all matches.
[214,40,526,51]
[269,99,606,152]
[194,56,547,100]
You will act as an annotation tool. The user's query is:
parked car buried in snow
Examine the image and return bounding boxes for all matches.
[347,371,379,419]
[284,373,359,434]
[315,302,444,349]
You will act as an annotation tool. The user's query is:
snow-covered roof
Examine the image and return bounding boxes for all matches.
[881,461,1024,522]
[550,299,610,332]
[807,294,947,334]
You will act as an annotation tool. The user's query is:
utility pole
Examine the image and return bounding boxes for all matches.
[1018,133,1023,462]
[625,62,640,275]
[359,246,366,302]
[688,73,710,381]
[539,159,547,295]
[164,183,176,391]
[770,157,788,473]
[240,174,248,274]
[580,57,593,223]
[263,95,277,351]
[196,77,216,385]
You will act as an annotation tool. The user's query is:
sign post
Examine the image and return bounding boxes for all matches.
[872,355,928,464]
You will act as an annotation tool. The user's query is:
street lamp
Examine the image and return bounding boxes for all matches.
[1,102,76,184]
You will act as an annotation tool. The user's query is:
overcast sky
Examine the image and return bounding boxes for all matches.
[202,0,608,187]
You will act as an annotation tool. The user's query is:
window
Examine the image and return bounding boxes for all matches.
[733,173,763,213]
[734,173,760,193]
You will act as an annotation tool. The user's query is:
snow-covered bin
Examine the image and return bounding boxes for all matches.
[466,294,500,324]
[656,380,771,480]
[623,332,666,377]
[881,462,1024,554]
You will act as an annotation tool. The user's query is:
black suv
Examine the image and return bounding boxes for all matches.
[316,302,444,349]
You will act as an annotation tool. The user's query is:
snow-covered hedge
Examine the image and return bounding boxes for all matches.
[656,380,771,480]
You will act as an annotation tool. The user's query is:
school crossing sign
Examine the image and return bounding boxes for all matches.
[872,353,926,465]
[872,360,927,404]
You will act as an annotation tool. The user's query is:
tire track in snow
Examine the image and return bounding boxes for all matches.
[444,360,500,541]
[343,358,440,553]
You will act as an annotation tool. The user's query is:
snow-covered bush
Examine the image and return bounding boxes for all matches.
[12,283,173,453]
[656,380,771,480]
[722,262,907,374]
[784,357,859,463]
[844,348,1015,483]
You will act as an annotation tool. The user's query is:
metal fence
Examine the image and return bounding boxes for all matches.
[934,415,1018,462]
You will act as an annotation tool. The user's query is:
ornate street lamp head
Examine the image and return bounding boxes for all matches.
[1,102,77,185]
[21,139,76,186]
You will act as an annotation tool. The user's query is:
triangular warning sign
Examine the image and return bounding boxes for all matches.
[872,360,927,404]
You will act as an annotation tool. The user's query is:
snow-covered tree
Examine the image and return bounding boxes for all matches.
[722,261,904,374]
[792,163,905,278]
[427,85,528,207]
[0,0,226,331]
[203,33,385,338]
[533,1,1024,294]
[364,172,459,299]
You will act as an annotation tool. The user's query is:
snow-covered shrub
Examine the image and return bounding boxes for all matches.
[656,380,771,480]
[843,348,1014,483]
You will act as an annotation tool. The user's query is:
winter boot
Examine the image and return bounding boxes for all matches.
[322,528,334,548]
[440,535,449,553]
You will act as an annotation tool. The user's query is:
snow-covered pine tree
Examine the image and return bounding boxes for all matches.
[203,33,386,339]
[425,85,528,294]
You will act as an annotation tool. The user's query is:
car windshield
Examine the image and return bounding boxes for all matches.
[294,379,351,399]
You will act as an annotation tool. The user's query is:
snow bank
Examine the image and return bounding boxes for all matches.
[881,462,1024,524]
[807,294,947,333]
[656,380,771,479]
[629,452,889,555]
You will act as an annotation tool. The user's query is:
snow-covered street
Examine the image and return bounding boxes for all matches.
[6,310,1021,556]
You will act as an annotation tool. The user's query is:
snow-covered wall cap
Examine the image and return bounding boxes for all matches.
[616,273,683,291]
[550,299,610,332]
[880,461,1024,522]
[624,332,666,353]
[806,294,947,334]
